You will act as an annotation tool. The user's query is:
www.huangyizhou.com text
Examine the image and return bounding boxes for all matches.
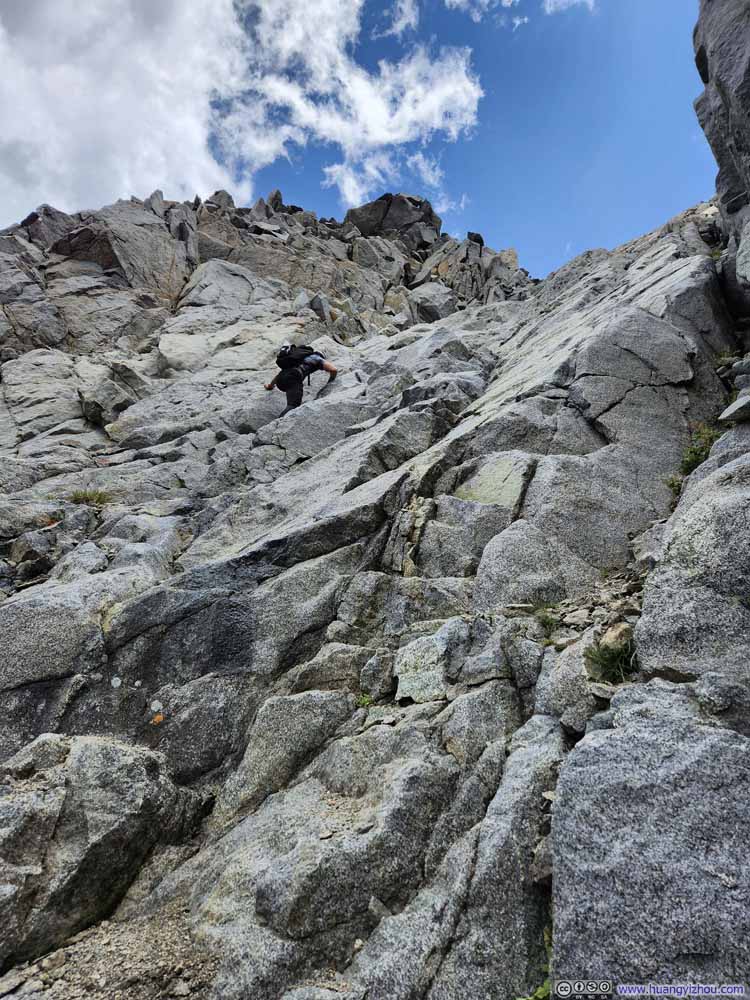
[617,985,745,997]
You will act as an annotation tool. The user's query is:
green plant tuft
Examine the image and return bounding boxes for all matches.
[518,981,550,1000]
[584,638,638,685]
[533,603,558,639]
[516,926,552,1000]
[69,489,113,507]
[666,473,684,508]
[356,693,374,709]
[680,424,722,476]
[715,350,739,367]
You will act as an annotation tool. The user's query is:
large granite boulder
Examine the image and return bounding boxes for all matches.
[553,720,750,981]
[0,734,201,970]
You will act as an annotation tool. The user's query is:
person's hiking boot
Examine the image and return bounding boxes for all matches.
[328,370,337,382]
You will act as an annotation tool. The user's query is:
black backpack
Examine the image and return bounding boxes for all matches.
[276,344,321,370]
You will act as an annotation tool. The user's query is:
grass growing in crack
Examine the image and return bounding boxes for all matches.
[584,638,638,685]
[356,693,374,709]
[715,350,739,367]
[680,423,722,476]
[666,474,684,509]
[533,603,558,639]
[69,489,112,507]
[516,926,552,1000]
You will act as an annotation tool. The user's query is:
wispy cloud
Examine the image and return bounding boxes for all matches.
[381,0,420,37]
[436,191,470,215]
[408,151,445,189]
[444,0,520,24]
[542,0,595,13]
[0,0,483,224]
[406,151,467,217]
[322,152,398,206]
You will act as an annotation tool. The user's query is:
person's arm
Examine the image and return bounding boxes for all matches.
[264,373,278,390]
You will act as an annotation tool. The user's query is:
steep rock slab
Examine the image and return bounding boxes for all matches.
[474,519,598,609]
[0,514,186,763]
[636,449,750,717]
[553,722,750,981]
[2,349,83,441]
[204,233,388,311]
[178,257,290,309]
[211,690,354,833]
[0,734,200,970]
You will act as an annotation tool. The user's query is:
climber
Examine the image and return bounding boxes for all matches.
[264,342,338,415]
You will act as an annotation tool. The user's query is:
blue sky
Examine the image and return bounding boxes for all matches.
[251,0,715,276]
[0,0,715,278]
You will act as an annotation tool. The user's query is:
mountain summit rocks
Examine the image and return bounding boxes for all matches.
[1,6,750,995]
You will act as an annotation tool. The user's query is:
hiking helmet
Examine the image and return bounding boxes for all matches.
[279,341,292,353]
[276,367,302,390]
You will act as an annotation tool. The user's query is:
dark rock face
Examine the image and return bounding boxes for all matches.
[694,1,750,315]
[694,0,750,222]
[1,5,750,992]
[345,192,442,249]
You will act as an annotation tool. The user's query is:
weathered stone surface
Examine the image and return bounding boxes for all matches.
[0,253,67,360]
[51,200,191,300]
[474,519,598,609]
[393,618,471,703]
[407,282,457,323]
[718,391,750,422]
[553,721,750,981]
[636,451,750,685]
[535,634,599,733]
[345,193,441,249]
[0,734,200,969]
[211,690,353,833]
[694,0,750,223]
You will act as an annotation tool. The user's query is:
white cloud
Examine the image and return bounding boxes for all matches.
[322,152,398,206]
[434,191,470,215]
[381,0,420,37]
[407,151,445,189]
[405,151,467,218]
[444,0,519,24]
[0,0,251,225]
[542,0,594,12]
[0,0,482,225]
[512,15,530,29]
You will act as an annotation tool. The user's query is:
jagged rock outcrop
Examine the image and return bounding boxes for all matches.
[1,6,750,995]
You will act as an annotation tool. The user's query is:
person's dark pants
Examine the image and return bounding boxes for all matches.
[280,380,304,416]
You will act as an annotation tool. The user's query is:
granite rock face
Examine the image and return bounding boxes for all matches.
[0,734,201,969]
[1,7,750,991]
